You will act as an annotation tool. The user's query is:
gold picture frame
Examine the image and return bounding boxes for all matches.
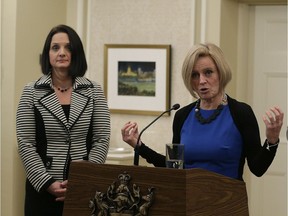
[104,44,171,115]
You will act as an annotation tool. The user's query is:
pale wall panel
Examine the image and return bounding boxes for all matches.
[88,0,195,154]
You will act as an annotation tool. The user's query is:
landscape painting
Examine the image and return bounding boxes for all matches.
[104,44,171,115]
[118,61,156,97]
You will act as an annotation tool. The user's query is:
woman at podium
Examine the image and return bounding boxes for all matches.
[121,42,283,181]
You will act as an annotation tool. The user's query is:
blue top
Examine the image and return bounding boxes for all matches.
[180,105,242,179]
[138,96,278,180]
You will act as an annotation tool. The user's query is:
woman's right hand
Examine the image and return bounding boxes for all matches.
[121,121,140,148]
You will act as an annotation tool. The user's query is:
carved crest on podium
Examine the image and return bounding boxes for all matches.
[89,172,155,216]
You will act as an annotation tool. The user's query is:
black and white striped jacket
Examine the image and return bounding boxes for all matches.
[16,74,110,192]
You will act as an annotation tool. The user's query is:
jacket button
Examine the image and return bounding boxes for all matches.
[46,161,51,167]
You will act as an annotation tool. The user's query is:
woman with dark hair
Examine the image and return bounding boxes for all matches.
[16,24,111,216]
[122,43,283,181]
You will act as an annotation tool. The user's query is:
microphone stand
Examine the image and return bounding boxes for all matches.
[133,104,180,166]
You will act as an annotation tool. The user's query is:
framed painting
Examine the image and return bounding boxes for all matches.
[104,44,171,115]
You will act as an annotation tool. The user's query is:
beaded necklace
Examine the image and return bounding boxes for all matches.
[56,86,70,93]
[195,94,227,124]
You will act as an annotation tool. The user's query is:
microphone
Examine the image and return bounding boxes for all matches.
[133,103,180,166]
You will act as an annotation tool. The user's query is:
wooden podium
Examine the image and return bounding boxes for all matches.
[63,161,249,216]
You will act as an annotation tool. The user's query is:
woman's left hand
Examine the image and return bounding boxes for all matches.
[56,180,68,202]
[262,106,284,144]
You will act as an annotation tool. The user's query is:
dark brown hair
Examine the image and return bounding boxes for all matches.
[40,24,87,77]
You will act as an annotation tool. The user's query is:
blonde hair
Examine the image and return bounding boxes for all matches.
[181,43,232,98]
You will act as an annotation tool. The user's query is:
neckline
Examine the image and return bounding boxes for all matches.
[195,103,224,124]
[194,94,227,124]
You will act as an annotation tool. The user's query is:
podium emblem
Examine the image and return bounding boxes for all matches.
[89,172,155,216]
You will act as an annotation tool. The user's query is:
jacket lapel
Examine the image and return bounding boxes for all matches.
[68,91,90,129]
[35,74,94,130]
[39,92,69,128]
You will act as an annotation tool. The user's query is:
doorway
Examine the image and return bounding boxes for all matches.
[247,5,287,216]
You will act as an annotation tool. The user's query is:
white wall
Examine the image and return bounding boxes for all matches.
[2,0,19,215]
[87,0,198,156]
[0,0,3,214]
